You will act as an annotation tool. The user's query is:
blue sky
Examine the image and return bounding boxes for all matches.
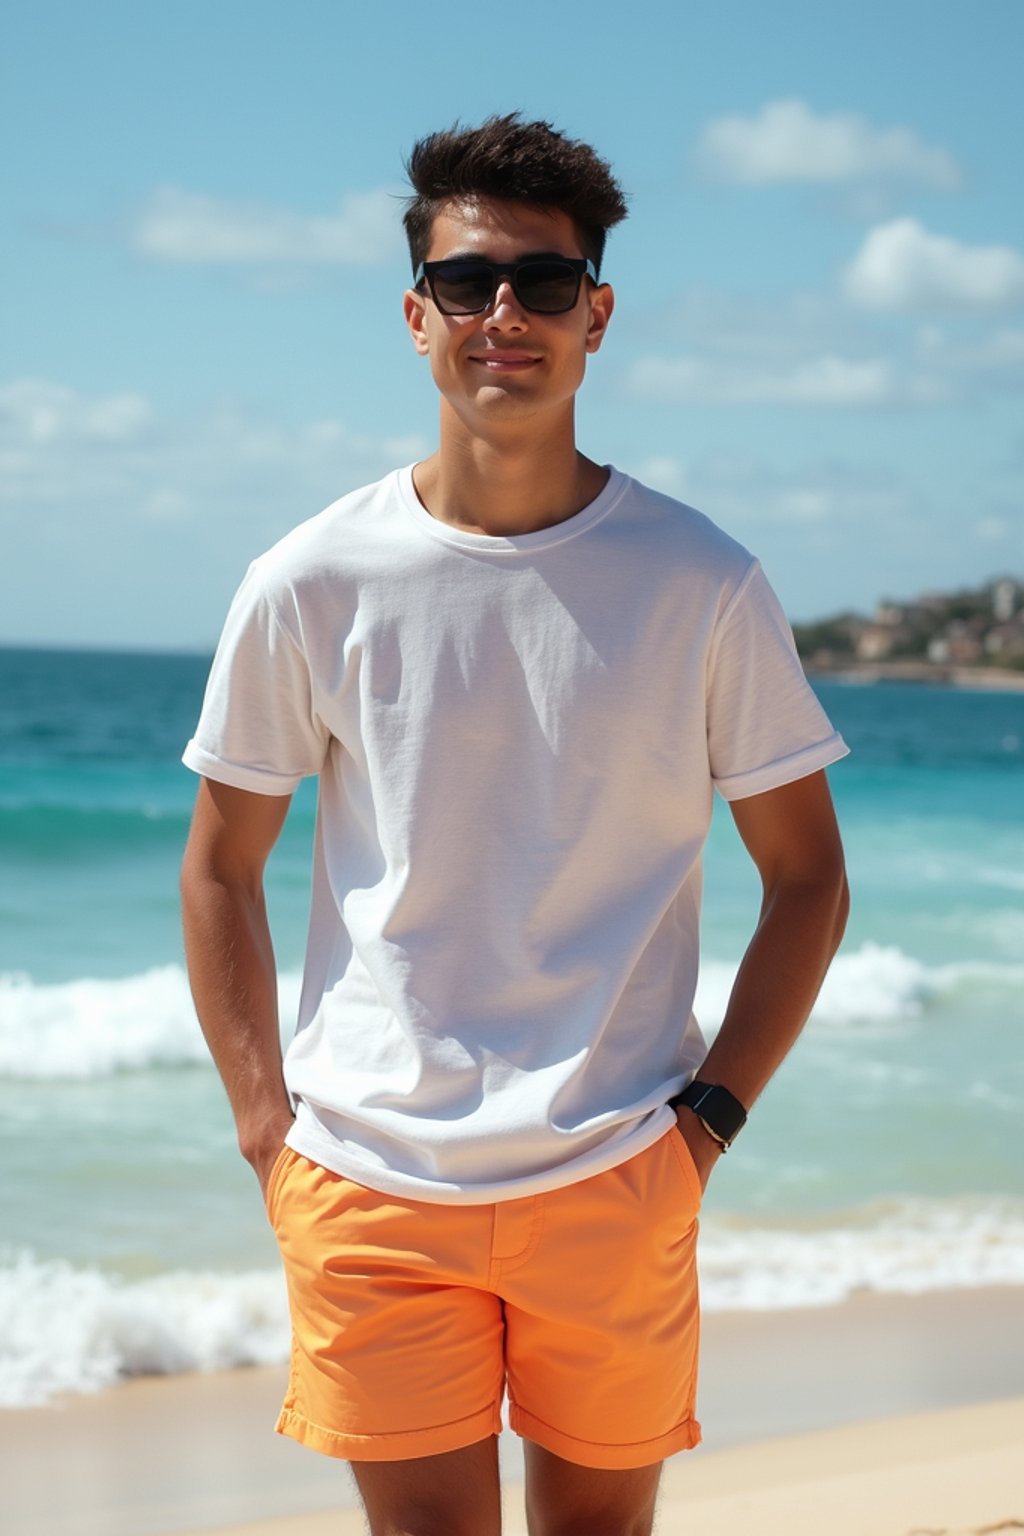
[3,0,1022,648]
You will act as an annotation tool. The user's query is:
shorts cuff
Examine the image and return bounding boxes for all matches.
[510,1404,701,1470]
[275,1403,503,1463]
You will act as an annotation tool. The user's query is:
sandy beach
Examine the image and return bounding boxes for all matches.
[5,1285,1022,1536]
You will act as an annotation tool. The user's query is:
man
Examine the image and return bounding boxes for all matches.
[181,114,849,1536]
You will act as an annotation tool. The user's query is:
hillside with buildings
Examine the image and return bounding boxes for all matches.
[793,576,1024,687]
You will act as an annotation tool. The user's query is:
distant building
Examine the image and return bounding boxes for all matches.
[856,622,913,660]
[993,580,1019,624]
[857,626,895,660]
[942,622,984,664]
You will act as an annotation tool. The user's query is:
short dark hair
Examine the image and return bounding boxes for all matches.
[403,113,628,277]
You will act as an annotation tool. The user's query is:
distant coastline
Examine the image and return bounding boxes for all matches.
[795,574,1024,693]
[805,660,1024,692]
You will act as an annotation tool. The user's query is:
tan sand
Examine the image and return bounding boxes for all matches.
[662,1395,1024,1536]
[4,1286,1023,1536]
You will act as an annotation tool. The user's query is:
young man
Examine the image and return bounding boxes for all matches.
[181,115,849,1536]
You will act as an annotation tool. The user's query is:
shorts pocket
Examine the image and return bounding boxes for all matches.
[667,1123,704,1209]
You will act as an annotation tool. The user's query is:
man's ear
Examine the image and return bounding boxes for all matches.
[404,288,430,356]
[583,281,617,354]
[585,282,615,355]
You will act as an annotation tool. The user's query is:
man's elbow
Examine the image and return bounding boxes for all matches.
[790,846,849,959]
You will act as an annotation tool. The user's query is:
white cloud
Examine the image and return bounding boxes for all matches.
[624,327,1024,409]
[0,378,429,522]
[844,219,1024,311]
[626,353,896,406]
[634,456,690,499]
[622,277,1024,412]
[0,378,153,445]
[132,186,402,265]
[694,99,961,189]
[648,452,913,535]
[629,455,859,526]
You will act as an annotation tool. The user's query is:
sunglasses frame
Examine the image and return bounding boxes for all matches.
[413,256,599,316]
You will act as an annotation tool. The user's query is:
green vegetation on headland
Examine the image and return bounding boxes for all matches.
[793,576,1024,687]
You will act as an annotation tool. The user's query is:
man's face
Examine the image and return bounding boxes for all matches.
[403,197,614,431]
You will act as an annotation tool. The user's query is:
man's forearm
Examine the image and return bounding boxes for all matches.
[181,868,293,1167]
[698,868,849,1109]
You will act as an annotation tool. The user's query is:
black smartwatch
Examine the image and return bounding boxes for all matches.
[669,1079,748,1150]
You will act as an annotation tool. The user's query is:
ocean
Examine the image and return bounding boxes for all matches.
[1,646,1022,1407]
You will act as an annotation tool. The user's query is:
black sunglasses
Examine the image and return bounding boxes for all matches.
[414,256,598,316]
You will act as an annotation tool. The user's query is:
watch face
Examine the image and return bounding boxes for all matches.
[684,1082,747,1141]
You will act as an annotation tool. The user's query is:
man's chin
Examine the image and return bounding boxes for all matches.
[466,383,546,415]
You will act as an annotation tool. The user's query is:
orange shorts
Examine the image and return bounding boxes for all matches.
[265,1124,702,1470]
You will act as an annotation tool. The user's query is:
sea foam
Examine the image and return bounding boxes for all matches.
[698,1197,1024,1309]
[695,942,1024,1037]
[1,946,1021,1079]
[0,969,303,1079]
[0,1251,289,1406]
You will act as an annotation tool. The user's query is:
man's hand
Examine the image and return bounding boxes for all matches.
[674,1106,723,1194]
[249,1109,298,1200]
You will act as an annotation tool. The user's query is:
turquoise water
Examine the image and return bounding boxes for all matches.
[1,648,1022,1403]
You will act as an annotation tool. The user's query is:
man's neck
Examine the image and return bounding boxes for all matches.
[411,410,609,538]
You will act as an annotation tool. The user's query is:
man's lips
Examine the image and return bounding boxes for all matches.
[469,350,542,369]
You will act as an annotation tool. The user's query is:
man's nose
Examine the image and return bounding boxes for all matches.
[484,275,528,327]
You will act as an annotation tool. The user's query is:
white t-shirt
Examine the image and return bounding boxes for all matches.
[184,466,847,1202]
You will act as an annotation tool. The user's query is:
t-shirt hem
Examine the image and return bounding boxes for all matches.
[182,740,303,796]
[713,732,849,802]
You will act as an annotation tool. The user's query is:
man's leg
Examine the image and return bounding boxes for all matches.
[523,1443,662,1536]
[350,1438,502,1536]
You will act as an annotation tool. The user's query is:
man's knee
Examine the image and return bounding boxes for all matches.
[360,1495,501,1536]
[351,1438,501,1536]
[523,1443,660,1536]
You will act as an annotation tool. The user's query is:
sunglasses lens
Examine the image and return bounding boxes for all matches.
[426,259,584,314]
[430,262,495,314]
[515,261,580,312]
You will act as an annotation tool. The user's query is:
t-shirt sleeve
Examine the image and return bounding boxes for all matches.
[182,561,329,795]
[707,560,848,801]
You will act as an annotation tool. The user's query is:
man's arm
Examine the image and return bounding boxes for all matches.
[180,777,296,1195]
[676,768,850,1187]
